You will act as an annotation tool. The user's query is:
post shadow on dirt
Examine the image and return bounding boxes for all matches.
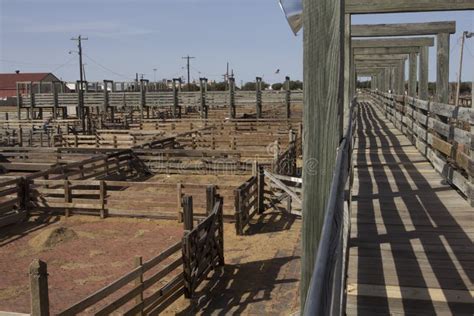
[352,101,473,314]
[245,210,297,236]
[176,256,300,315]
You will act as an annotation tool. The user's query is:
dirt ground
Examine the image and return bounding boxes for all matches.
[0,215,184,314]
[166,211,301,316]
[0,211,301,315]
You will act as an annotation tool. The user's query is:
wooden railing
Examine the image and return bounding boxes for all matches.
[58,241,183,315]
[370,91,473,203]
[303,99,357,315]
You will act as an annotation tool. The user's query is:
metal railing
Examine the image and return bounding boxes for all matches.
[303,99,357,315]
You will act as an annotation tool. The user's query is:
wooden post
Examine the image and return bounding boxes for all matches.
[408,52,418,97]
[437,33,450,103]
[301,0,344,309]
[273,140,280,173]
[256,77,262,119]
[206,185,216,215]
[19,127,23,147]
[140,80,145,121]
[419,46,429,100]
[134,256,144,315]
[64,180,70,217]
[16,82,21,120]
[29,259,49,316]
[182,196,193,231]
[234,188,243,235]
[258,165,265,214]
[229,77,236,119]
[99,180,106,219]
[285,76,291,119]
[52,83,58,119]
[200,77,208,119]
[173,78,180,118]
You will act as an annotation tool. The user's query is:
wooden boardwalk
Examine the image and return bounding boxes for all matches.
[346,101,474,315]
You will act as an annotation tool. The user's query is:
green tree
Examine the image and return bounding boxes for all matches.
[272,83,284,91]
[289,80,303,90]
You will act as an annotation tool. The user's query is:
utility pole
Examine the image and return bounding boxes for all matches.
[182,55,195,90]
[455,31,473,107]
[71,35,88,132]
[153,68,157,82]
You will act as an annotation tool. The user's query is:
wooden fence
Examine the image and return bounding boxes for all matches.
[27,195,225,315]
[28,180,228,219]
[0,178,27,227]
[0,149,150,227]
[58,241,183,315]
[370,91,473,203]
[234,174,263,235]
[182,195,224,297]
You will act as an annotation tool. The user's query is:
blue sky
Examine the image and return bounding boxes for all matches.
[0,0,472,84]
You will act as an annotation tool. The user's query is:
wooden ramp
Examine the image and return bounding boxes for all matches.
[346,101,474,315]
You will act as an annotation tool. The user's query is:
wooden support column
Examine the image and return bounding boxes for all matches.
[399,60,406,95]
[343,13,352,135]
[256,77,262,119]
[408,52,418,97]
[419,46,429,100]
[301,0,344,309]
[437,33,450,103]
[29,259,49,316]
[229,77,236,119]
[384,67,391,93]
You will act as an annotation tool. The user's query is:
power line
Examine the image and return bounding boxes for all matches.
[83,54,131,80]
[50,56,77,73]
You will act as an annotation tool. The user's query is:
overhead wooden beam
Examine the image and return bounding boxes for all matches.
[345,0,474,14]
[355,54,408,60]
[353,37,434,48]
[351,21,456,37]
[355,61,404,67]
[354,47,421,55]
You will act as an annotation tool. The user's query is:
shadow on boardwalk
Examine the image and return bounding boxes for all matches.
[348,101,473,315]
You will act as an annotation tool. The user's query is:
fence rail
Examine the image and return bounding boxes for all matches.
[370,91,473,203]
[58,241,183,315]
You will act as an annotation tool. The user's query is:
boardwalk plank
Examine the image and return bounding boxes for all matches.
[346,101,474,315]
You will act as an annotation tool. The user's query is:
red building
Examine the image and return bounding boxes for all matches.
[0,72,61,99]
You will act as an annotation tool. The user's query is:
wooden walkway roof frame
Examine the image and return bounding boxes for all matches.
[303,0,474,313]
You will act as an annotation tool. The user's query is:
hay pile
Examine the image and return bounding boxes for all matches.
[29,226,77,251]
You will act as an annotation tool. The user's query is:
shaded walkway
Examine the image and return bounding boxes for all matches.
[346,100,474,315]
